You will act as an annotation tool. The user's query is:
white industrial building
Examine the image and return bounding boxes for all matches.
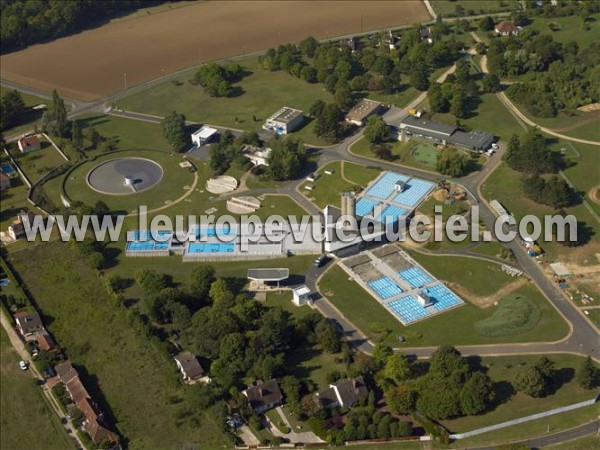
[191,126,218,147]
[263,107,304,135]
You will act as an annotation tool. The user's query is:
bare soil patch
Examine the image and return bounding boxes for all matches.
[589,187,600,206]
[0,1,429,100]
[450,278,529,308]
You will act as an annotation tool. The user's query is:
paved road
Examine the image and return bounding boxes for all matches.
[0,311,85,450]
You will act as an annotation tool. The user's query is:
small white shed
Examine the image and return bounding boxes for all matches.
[292,285,311,306]
[191,126,218,147]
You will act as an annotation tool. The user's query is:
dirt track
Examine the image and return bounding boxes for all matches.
[0,1,429,100]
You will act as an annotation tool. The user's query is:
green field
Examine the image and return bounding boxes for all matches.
[429,0,519,16]
[9,242,231,450]
[119,57,333,145]
[342,161,383,187]
[8,138,67,184]
[527,12,600,47]
[443,354,598,433]
[319,260,568,347]
[0,328,74,450]
[0,178,30,230]
[253,194,308,220]
[481,161,600,265]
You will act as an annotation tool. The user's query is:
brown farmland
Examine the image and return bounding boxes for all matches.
[0,1,430,101]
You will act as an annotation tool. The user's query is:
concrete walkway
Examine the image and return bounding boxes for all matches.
[262,407,324,444]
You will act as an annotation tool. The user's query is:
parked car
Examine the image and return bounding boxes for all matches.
[19,360,28,370]
[314,255,329,267]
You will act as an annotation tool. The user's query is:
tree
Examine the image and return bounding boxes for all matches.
[371,143,393,161]
[190,265,216,300]
[364,116,390,145]
[514,366,546,397]
[386,384,417,414]
[210,279,235,308]
[428,82,450,113]
[450,84,468,119]
[162,111,189,153]
[481,74,501,93]
[315,320,341,353]
[42,90,69,137]
[135,269,169,293]
[300,65,318,83]
[410,64,430,91]
[504,129,561,175]
[334,87,354,111]
[71,121,83,150]
[267,136,307,180]
[576,356,598,390]
[281,375,302,411]
[479,16,495,32]
[0,90,25,131]
[460,372,494,415]
[309,100,326,118]
[372,343,393,370]
[299,36,319,58]
[88,126,102,148]
[436,148,469,177]
[429,345,468,381]
[314,103,342,142]
[384,353,411,384]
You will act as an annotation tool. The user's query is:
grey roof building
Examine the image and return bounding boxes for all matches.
[315,376,369,409]
[399,116,494,151]
[243,379,284,414]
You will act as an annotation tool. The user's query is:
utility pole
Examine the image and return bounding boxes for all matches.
[124,72,128,90]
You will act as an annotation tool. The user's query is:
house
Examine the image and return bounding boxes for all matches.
[14,311,44,337]
[420,27,433,44]
[77,397,118,444]
[7,210,35,241]
[17,134,41,153]
[243,379,283,414]
[315,376,368,409]
[292,285,311,306]
[242,144,272,167]
[341,36,360,52]
[495,20,520,36]
[345,99,383,127]
[263,107,304,135]
[399,116,494,152]
[37,333,56,351]
[387,30,400,50]
[174,351,206,383]
[0,172,11,191]
[191,126,218,147]
[54,361,118,444]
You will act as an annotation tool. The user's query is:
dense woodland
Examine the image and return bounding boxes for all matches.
[0,0,172,53]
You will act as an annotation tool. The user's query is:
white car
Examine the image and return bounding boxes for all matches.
[19,360,28,370]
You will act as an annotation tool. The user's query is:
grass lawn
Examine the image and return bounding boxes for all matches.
[254,194,308,220]
[75,114,170,151]
[264,408,289,433]
[8,138,67,184]
[119,57,333,145]
[8,242,231,450]
[582,308,600,330]
[481,162,600,265]
[319,262,568,347]
[288,346,347,391]
[429,0,519,16]
[351,137,437,173]
[443,354,599,433]
[469,241,507,259]
[0,178,30,230]
[527,12,600,47]
[547,434,600,449]
[453,404,598,448]
[417,194,469,222]
[300,161,361,209]
[0,328,74,450]
[342,161,382,187]
[429,93,523,143]
[407,250,513,297]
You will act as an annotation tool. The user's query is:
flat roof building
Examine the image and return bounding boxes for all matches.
[399,116,494,151]
[191,126,218,147]
[345,99,383,126]
[263,107,304,135]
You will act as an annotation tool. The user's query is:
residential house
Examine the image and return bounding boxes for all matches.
[0,172,11,191]
[17,134,41,153]
[495,20,520,36]
[420,27,433,44]
[7,210,35,241]
[315,376,369,409]
[174,351,207,383]
[243,379,283,414]
[14,311,44,338]
[263,107,304,135]
[341,36,360,52]
[36,333,56,351]
[387,30,400,50]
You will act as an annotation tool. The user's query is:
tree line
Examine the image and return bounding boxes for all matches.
[1,0,168,53]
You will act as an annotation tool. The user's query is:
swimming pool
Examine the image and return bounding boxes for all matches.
[193,227,236,238]
[188,242,235,253]
[0,164,15,175]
